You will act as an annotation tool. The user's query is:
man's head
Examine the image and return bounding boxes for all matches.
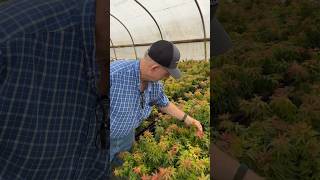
[140,40,181,81]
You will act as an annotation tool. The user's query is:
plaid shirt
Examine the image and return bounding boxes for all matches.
[110,60,169,139]
[0,0,109,179]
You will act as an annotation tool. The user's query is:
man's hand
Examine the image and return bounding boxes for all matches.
[184,117,204,138]
[158,102,204,138]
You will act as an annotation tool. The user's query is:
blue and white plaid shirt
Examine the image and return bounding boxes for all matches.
[0,0,108,179]
[110,60,169,139]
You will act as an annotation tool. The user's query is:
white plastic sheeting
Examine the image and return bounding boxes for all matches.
[110,0,210,61]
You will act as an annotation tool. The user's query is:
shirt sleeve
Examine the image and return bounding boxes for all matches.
[154,82,170,108]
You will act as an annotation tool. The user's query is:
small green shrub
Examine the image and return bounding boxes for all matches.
[255,28,279,43]
[272,47,309,63]
[239,96,272,121]
[303,28,320,49]
[299,95,320,132]
[262,58,289,75]
[253,76,278,95]
[269,97,298,122]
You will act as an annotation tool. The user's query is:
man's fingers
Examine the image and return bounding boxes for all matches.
[199,123,203,132]
[196,130,204,138]
[195,121,203,132]
[193,120,204,138]
[187,119,204,138]
[193,121,202,130]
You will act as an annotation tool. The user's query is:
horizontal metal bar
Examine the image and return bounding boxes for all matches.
[110,38,210,48]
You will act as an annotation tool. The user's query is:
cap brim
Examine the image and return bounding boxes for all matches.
[212,17,233,56]
[166,68,181,79]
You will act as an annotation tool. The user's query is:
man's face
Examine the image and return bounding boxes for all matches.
[148,64,170,81]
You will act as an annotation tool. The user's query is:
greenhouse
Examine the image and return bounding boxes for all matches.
[110,0,210,179]
[110,0,210,61]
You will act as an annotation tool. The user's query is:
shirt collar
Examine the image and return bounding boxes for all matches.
[134,60,152,93]
[134,60,141,90]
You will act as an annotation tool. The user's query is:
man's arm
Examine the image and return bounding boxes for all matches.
[212,144,265,180]
[158,102,204,137]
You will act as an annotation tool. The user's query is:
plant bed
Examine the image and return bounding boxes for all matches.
[214,1,320,179]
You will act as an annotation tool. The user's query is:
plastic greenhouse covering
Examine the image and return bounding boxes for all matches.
[110,0,210,61]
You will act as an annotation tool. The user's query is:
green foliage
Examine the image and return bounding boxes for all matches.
[239,96,272,121]
[297,1,318,20]
[285,62,309,86]
[299,95,320,132]
[255,27,279,43]
[262,57,288,75]
[302,59,320,82]
[164,61,209,101]
[215,1,320,179]
[303,28,320,49]
[270,97,298,122]
[211,69,240,115]
[272,47,309,63]
[217,65,262,99]
[253,76,278,95]
[266,122,320,180]
[218,119,320,180]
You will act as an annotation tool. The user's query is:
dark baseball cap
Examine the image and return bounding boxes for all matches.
[147,40,181,79]
[212,0,233,56]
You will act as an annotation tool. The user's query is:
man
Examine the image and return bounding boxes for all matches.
[0,0,109,179]
[110,40,204,164]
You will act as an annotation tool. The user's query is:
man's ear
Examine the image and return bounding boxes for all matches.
[150,64,160,71]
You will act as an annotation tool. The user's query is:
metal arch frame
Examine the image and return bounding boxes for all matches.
[134,0,163,40]
[109,13,138,59]
[194,0,207,61]
[110,38,210,48]
[110,38,117,60]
